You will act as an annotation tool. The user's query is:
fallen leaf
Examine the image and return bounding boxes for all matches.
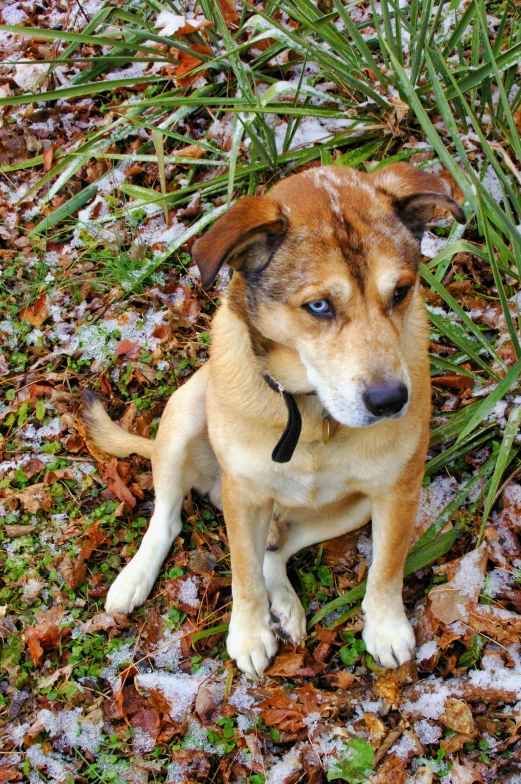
[43,146,54,172]
[219,0,239,26]
[23,607,71,666]
[429,544,488,624]
[102,457,137,509]
[79,612,131,634]
[372,753,407,784]
[19,293,48,327]
[15,483,53,513]
[441,698,476,735]
[448,761,483,784]
[195,683,217,722]
[5,524,36,537]
[466,603,521,645]
[175,45,212,87]
[265,650,307,678]
[364,711,386,749]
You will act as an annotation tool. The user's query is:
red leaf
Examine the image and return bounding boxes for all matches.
[102,457,136,509]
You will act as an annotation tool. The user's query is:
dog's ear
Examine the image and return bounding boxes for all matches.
[192,196,285,288]
[372,162,466,239]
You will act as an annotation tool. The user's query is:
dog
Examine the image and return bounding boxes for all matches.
[83,162,465,678]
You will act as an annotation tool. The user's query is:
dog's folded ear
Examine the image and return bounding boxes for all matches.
[192,196,286,288]
[372,162,466,239]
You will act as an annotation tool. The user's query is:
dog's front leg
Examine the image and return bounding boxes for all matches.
[362,479,421,669]
[222,473,278,678]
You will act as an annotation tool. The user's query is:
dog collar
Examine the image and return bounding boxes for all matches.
[263,374,331,463]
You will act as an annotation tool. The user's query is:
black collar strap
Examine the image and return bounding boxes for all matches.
[263,373,306,463]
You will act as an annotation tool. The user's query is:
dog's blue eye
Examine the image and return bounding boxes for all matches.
[303,299,334,319]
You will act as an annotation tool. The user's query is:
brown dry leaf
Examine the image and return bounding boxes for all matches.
[372,753,407,784]
[448,761,483,784]
[373,661,417,708]
[5,524,36,537]
[19,293,48,327]
[39,664,74,689]
[257,687,312,733]
[466,602,521,645]
[440,731,476,754]
[219,0,239,25]
[119,401,137,431]
[79,612,131,634]
[43,146,54,172]
[176,144,205,159]
[429,544,488,624]
[431,374,473,391]
[60,522,107,589]
[23,607,71,666]
[169,750,211,781]
[0,767,21,782]
[59,552,86,590]
[131,707,160,746]
[195,683,217,723]
[364,711,386,749]
[116,339,140,358]
[15,482,53,513]
[175,45,211,87]
[265,650,307,678]
[441,698,476,735]
[102,457,137,509]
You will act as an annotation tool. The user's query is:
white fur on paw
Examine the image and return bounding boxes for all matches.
[269,583,306,646]
[227,610,279,679]
[362,611,415,669]
[105,561,154,615]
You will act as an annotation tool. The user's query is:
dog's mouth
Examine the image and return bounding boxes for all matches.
[314,383,410,429]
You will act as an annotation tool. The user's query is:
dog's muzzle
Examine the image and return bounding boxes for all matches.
[362,381,408,418]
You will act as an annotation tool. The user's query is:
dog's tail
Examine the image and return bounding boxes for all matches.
[81,390,154,459]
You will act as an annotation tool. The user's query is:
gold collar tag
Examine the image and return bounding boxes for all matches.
[322,414,331,445]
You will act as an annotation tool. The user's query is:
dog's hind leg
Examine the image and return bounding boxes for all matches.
[106,365,219,615]
[263,496,371,645]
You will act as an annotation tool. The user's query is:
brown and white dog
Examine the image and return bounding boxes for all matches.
[83,162,465,678]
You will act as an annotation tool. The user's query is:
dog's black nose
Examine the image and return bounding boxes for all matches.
[363,382,408,418]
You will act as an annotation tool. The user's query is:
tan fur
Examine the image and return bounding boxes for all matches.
[83,162,464,677]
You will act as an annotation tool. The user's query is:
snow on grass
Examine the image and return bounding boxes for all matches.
[415,475,460,539]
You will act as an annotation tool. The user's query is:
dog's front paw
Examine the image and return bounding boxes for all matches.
[362,607,415,669]
[105,560,154,615]
[269,583,306,645]
[227,609,279,679]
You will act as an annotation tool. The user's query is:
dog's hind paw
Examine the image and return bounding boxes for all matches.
[269,584,306,645]
[105,561,154,615]
[362,608,415,669]
[227,609,279,679]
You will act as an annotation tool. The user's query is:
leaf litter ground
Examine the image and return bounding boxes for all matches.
[1,1,521,783]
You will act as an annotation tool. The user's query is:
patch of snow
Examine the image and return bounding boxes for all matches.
[177,576,200,608]
[38,708,103,753]
[392,730,418,759]
[414,719,442,745]
[266,744,302,784]
[416,639,438,662]
[421,231,448,259]
[402,679,452,719]
[482,165,504,203]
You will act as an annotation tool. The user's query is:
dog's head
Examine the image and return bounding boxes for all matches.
[193,163,464,428]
